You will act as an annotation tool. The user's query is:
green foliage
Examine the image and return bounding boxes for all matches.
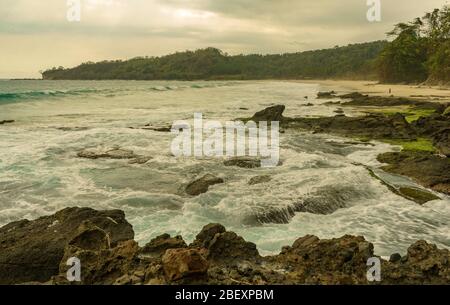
[383,138,436,152]
[42,43,388,80]
[378,5,450,84]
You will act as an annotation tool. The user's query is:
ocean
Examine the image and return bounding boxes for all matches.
[0,80,448,256]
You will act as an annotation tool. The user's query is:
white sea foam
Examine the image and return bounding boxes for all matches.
[0,80,448,256]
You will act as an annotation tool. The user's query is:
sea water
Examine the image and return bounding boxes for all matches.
[0,80,448,256]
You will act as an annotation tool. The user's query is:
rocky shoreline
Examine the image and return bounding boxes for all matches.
[0,207,448,285]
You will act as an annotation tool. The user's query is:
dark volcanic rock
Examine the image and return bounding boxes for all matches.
[339,92,444,112]
[285,113,417,140]
[377,151,450,195]
[77,147,138,159]
[185,174,224,196]
[269,235,374,284]
[207,231,260,263]
[142,124,172,132]
[60,239,140,285]
[0,207,134,284]
[251,105,285,122]
[224,157,262,168]
[382,240,450,284]
[412,114,450,157]
[0,120,15,125]
[248,175,272,185]
[1,208,449,285]
[162,248,209,282]
[191,223,226,248]
[141,234,187,257]
[317,91,336,99]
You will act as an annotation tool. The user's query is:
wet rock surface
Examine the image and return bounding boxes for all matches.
[412,113,450,157]
[0,207,134,284]
[285,113,416,140]
[77,147,138,159]
[185,174,224,196]
[0,209,448,285]
[0,120,15,125]
[224,157,262,168]
[339,92,446,112]
[248,175,272,185]
[377,151,450,195]
[141,234,187,257]
[250,105,285,122]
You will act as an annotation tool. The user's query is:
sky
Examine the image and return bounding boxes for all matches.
[0,0,448,78]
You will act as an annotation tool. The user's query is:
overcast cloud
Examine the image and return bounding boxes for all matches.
[0,0,448,78]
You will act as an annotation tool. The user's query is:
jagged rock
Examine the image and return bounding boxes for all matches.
[382,240,450,284]
[185,174,224,196]
[141,234,187,257]
[128,156,153,164]
[191,223,226,248]
[142,124,172,132]
[397,187,440,205]
[2,208,449,285]
[444,106,450,116]
[411,113,450,157]
[389,253,402,263]
[433,128,450,157]
[0,120,15,125]
[207,232,260,263]
[377,151,450,195]
[59,239,140,285]
[0,207,134,284]
[286,113,417,140]
[248,175,272,185]
[77,147,137,159]
[270,235,375,284]
[162,248,209,282]
[317,91,336,99]
[339,93,443,112]
[250,105,285,122]
[68,224,110,251]
[224,157,261,168]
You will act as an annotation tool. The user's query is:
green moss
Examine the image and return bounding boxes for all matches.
[382,138,436,152]
[398,187,440,205]
[362,107,436,123]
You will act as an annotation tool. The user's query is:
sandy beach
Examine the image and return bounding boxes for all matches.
[299,80,450,102]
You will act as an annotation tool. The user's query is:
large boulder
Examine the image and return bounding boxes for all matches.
[191,223,226,248]
[162,248,209,282]
[77,147,137,159]
[272,235,375,284]
[207,231,260,263]
[251,105,285,122]
[286,113,417,140]
[224,157,261,168]
[141,234,187,257]
[382,240,450,284]
[185,174,224,196]
[58,238,140,285]
[248,175,272,185]
[377,151,450,195]
[0,207,134,284]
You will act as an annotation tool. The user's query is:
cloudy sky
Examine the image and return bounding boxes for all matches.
[0,0,448,78]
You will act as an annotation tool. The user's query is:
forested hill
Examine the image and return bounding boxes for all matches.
[42,41,387,81]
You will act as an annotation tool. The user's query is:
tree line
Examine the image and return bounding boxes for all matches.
[377,5,449,84]
[42,42,387,81]
[42,5,449,85]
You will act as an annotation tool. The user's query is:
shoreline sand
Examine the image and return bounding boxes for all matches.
[297,80,450,102]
